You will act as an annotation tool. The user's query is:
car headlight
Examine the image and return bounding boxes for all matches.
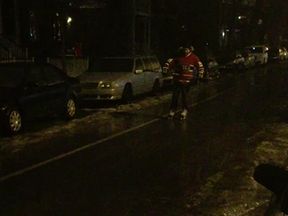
[100,83,112,88]
[1,104,8,111]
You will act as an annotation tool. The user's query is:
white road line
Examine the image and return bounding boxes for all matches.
[0,84,240,182]
[0,118,159,182]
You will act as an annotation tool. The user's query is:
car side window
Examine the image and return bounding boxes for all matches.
[149,57,161,71]
[43,65,66,85]
[142,58,153,71]
[26,66,46,86]
[135,59,144,71]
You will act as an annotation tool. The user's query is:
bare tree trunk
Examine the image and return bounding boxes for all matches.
[218,0,223,51]
[60,13,67,74]
[228,0,237,50]
[266,0,284,47]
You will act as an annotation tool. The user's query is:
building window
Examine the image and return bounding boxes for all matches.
[53,13,61,41]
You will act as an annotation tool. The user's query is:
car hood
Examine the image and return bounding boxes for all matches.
[0,87,19,107]
[79,72,130,83]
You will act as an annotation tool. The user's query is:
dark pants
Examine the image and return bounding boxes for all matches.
[170,82,190,111]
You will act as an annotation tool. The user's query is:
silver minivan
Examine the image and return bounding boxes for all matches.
[79,56,164,103]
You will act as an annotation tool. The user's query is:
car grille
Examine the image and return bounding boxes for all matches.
[82,83,99,89]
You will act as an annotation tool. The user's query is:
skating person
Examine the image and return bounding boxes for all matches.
[165,46,204,119]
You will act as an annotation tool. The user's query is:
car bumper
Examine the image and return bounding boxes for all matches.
[81,87,123,100]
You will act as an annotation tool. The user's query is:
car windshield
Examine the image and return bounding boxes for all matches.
[246,47,263,53]
[87,59,134,72]
[0,67,24,87]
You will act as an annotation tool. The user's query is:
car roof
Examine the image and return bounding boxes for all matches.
[245,45,266,48]
[101,55,157,59]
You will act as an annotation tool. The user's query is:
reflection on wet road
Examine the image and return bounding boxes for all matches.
[1,65,288,215]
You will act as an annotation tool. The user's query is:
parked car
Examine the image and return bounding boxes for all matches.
[79,56,164,103]
[282,47,288,61]
[268,47,285,63]
[242,49,256,68]
[202,57,219,80]
[0,62,82,135]
[161,66,173,86]
[244,45,269,64]
[222,49,256,72]
[225,50,246,71]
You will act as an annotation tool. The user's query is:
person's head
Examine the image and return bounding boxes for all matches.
[183,48,190,56]
[181,45,194,56]
[184,46,193,56]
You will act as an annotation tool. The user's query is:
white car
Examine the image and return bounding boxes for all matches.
[282,47,288,61]
[79,56,164,103]
[244,45,269,65]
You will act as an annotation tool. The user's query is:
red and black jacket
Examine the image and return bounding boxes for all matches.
[166,53,204,85]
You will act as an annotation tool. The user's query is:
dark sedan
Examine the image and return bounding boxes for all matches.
[0,62,82,135]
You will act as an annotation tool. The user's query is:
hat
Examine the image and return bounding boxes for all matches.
[182,46,194,52]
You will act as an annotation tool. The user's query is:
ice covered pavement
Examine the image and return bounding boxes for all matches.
[185,122,288,215]
[0,92,173,162]
[2,69,288,215]
[0,80,216,156]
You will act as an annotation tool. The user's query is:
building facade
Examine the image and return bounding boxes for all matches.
[0,0,152,59]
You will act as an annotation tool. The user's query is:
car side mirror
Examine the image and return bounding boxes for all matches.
[254,163,288,214]
[135,69,143,74]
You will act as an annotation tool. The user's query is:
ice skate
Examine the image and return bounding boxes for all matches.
[180,109,187,120]
[168,110,175,119]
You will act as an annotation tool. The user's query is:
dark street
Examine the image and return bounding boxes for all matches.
[1,64,288,215]
[0,0,288,215]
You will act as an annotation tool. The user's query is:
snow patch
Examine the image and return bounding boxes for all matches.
[188,172,224,207]
[186,122,288,215]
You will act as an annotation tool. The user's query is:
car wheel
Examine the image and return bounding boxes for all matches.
[63,96,76,120]
[5,108,22,135]
[151,79,160,96]
[122,84,133,104]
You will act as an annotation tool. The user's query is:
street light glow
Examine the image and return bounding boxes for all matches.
[67,17,72,24]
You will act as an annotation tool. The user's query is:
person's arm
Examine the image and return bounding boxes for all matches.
[165,58,175,68]
[195,57,204,78]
